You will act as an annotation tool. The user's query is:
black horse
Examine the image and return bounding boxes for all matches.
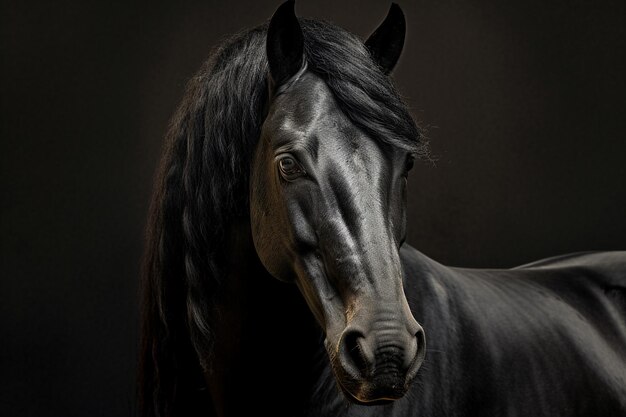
[139,2,626,416]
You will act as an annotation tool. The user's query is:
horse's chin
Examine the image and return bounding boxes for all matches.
[336,378,408,405]
[341,385,402,405]
[332,361,409,405]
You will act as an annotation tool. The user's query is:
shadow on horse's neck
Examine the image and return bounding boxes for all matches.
[205,217,323,417]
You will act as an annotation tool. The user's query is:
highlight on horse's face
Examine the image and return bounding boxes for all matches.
[250,1,425,404]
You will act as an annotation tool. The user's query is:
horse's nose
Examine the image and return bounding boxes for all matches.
[338,321,425,399]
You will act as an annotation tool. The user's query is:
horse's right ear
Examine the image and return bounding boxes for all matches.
[267,0,304,89]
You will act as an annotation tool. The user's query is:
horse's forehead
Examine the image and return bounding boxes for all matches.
[269,72,363,150]
[282,71,338,117]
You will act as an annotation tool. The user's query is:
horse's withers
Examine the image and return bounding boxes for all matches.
[249,2,424,403]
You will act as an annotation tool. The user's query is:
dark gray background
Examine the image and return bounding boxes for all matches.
[1,0,624,416]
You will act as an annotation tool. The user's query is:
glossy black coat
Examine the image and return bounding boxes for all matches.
[140,2,626,416]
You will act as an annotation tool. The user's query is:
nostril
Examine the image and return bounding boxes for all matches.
[342,330,371,378]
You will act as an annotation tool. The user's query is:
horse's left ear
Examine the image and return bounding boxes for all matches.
[365,3,406,75]
[267,0,304,89]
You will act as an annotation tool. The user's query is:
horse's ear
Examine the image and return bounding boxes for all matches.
[365,3,406,75]
[267,0,304,89]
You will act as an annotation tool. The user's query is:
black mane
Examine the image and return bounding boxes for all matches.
[139,18,427,417]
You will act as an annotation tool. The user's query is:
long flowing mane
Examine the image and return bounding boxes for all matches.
[139,18,427,417]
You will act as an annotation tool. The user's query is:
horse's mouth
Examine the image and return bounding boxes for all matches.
[337,380,403,405]
[331,358,409,404]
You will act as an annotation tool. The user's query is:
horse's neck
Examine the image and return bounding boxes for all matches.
[205,237,475,417]
[399,247,475,412]
[206,219,323,417]
[401,246,467,343]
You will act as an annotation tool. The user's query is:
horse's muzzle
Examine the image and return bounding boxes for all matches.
[332,317,426,403]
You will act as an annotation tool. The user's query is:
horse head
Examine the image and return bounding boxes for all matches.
[250,1,425,403]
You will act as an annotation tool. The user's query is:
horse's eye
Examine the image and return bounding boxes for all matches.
[278,155,306,181]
